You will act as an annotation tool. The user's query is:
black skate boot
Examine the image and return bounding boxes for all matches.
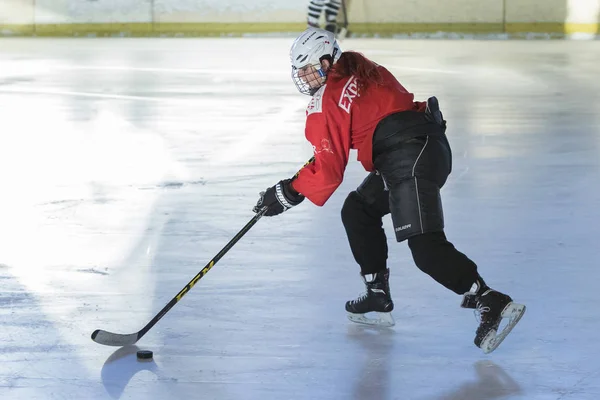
[461,279,526,353]
[345,268,395,327]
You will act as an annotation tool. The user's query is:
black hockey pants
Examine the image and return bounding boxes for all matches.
[341,109,479,295]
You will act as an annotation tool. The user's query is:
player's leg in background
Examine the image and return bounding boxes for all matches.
[307,0,326,28]
[323,0,342,33]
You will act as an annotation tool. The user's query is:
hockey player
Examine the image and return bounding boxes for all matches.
[253,27,525,353]
[306,0,342,34]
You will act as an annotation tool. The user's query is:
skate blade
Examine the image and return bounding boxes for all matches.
[480,302,526,354]
[347,311,395,327]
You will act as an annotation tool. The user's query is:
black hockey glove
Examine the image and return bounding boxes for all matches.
[425,96,446,128]
[253,179,305,217]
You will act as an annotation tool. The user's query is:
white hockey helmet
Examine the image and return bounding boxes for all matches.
[290,27,342,95]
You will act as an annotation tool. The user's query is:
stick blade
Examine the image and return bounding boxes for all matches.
[91,329,139,347]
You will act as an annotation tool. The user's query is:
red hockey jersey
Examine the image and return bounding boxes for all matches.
[292,65,426,206]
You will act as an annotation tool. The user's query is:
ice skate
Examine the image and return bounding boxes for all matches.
[345,268,395,327]
[462,288,526,354]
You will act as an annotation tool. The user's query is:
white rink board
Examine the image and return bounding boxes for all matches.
[34,0,152,24]
[154,0,305,23]
[349,0,504,23]
[2,0,599,35]
[0,0,34,24]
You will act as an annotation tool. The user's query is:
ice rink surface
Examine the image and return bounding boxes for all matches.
[0,36,599,400]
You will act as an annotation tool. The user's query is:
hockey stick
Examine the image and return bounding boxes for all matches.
[91,206,268,346]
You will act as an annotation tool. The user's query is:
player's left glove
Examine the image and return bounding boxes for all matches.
[425,96,446,128]
[253,179,305,217]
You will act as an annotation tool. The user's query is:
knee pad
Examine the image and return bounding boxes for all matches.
[341,191,365,226]
[342,172,390,227]
[341,189,390,227]
[408,231,478,294]
[407,231,446,255]
[356,171,386,204]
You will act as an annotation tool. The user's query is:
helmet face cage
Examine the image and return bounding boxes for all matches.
[292,63,327,96]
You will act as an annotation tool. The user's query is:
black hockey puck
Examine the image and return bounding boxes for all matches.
[136,350,153,361]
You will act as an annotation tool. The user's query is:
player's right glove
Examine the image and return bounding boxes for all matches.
[253,179,305,217]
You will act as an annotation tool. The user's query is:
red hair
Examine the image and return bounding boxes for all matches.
[329,51,383,92]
